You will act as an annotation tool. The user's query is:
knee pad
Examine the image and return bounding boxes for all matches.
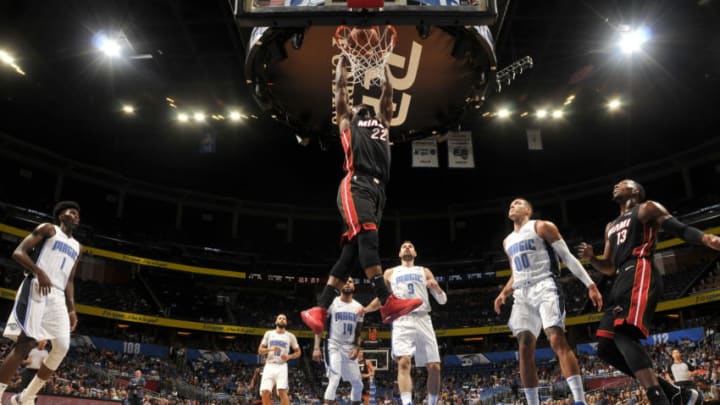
[324,373,341,401]
[329,242,359,280]
[358,230,381,269]
[614,331,653,373]
[45,336,70,371]
[350,379,364,402]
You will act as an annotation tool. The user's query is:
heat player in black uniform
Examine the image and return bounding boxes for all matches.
[301,55,422,335]
[579,179,720,405]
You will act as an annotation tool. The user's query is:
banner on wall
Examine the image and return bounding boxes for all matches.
[527,128,543,150]
[447,131,475,168]
[578,327,705,355]
[411,139,439,168]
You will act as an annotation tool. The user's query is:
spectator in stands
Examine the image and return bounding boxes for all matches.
[578,179,720,405]
[128,369,146,405]
[696,379,719,404]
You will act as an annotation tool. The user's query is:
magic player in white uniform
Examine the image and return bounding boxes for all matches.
[0,201,82,405]
[258,314,301,405]
[312,278,365,404]
[366,241,447,405]
[494,198,603,405]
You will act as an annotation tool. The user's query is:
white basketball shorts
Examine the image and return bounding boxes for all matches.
[3,277,70,342]
[325,341,361,382]
[391,313,440,367]
[260,362,289,393]
[508,277,565,338]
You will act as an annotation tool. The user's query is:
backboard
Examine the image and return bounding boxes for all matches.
[362,348,390,371]
[233,0,497,27]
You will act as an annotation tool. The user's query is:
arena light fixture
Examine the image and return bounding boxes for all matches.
[618,25,650,54]
[0,50,15,65]
[607,98,622,111]
[0,49,26,75]
[535,109,548,119]
[229,111,242,121]
[551,109,564,119]
[122,104,135,114]
[497,108,511,119]
[177,112,189,123]
[193,112,206,122]
[94,33,122,57]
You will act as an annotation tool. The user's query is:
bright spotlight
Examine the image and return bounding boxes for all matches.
[497,108,511,119]
[193,112,206,122]
[229,111,241,121]
[618,26,650,54]
[536,109,548,119]
[551,109,564,119]
[0,50,15,65]
[95,34,122,57]
[178,113,189,122]
[607,99,622,111]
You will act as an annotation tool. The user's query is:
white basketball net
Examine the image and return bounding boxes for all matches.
[335,25,397,87]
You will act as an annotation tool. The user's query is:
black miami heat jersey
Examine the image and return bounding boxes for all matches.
[341,113,391,184]
[607,206,656,265]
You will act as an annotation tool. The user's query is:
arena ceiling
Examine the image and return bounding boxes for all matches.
[0,0,719,210]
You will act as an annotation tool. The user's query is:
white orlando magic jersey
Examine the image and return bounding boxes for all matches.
[261,330,298,364]
[327,297,364,348]
[504,220,558,288]
[35,225,81,291]
[389,265,431,313]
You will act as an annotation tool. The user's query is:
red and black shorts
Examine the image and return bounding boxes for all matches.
[596,258,663,340]
[336,173,386,242]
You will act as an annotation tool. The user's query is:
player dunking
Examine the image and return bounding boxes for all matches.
[301,54,422,334]
[365,241,447,405]
[312,278,365,405]
[578,179,719,405]
[494,198,602,405]
[258,314,301,405]
[0,201,82,405]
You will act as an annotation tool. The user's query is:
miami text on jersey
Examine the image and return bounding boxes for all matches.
[608,218,631,238]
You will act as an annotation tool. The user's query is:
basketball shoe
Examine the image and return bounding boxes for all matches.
[301,307,328,334]
[380,294,423,324]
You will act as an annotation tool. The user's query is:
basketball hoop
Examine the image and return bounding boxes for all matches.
[335,25,397,87]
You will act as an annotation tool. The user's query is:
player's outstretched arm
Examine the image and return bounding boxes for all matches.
[424,268,447,305]
[12,223,56,295]
[66,248,82,331]
[335,55,350,133]
[312,334,323,362]
[537,220,602,310]
[641,201,720,250]
[578,222,617,276]
[378,64,393,126]
[494,270,514,315]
